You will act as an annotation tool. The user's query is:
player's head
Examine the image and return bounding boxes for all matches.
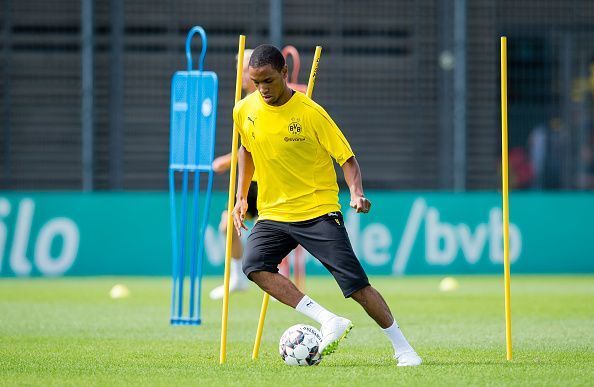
[248,44,289,105]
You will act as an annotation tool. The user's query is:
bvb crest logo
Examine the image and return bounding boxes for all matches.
[288,117,302,135]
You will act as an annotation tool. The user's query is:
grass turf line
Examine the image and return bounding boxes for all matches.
[0,276,592,386]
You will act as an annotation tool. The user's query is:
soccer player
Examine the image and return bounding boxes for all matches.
[231,44,422,366]
[209,49,256,300]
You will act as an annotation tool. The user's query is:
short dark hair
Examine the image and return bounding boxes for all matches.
[249,44,285,72]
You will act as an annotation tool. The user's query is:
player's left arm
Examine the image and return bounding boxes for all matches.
[341,156,371,213]
[311,105,371,214]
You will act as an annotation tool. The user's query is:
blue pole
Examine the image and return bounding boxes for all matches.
[189,69,206,322]
[177,72,193,319]
[178,169,189,318]
[196,81,217,322]
[186,26,208,324]
[197,169,214,323]
[169,171,178,321]
[168,74,180,323]
[189,170,200,320]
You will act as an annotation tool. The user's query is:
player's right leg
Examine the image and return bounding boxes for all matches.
[243,219,349,350]
[242,219,300,302]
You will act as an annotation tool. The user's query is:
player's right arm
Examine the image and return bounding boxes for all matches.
[231,101,255,236]
[232,145,254,236]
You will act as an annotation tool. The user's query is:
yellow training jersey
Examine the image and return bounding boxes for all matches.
[233,90,354,222]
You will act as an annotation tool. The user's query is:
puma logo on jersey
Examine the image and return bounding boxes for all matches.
[247,116,257,139]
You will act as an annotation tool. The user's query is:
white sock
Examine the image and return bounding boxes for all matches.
[295,295,337,325]
[382,320,415,357]
[230,258,243,279]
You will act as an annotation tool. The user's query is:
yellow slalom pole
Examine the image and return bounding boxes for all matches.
[251,292,270,360]
[500,36,512,361]
[306,46,323,96]
[220,34,246,365]
[251,46,323,360]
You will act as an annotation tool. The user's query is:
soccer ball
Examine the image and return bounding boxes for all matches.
[279,324,322,366]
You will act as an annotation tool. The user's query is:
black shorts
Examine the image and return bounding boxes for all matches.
[242,212,370,298]
[246,181,258,219]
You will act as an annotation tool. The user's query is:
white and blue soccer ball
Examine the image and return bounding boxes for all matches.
[279,324,323,366]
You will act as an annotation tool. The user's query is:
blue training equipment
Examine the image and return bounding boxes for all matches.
[169,26,218,326]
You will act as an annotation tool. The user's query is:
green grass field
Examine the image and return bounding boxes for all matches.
[1,276,592,386]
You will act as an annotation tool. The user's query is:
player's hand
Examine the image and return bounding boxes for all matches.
[232,198,249,236]
[350,195,371,213]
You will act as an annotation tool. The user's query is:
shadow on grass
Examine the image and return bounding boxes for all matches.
[320,357,550,368]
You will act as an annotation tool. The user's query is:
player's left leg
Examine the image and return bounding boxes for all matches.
[350,286,422,366]
[291,212,421,366]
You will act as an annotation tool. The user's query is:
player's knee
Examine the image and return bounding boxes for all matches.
[242,257,269,284]
[245,269,260,282]
[349,285,371,302]
[242,259,255,279]
[244,269,267,285]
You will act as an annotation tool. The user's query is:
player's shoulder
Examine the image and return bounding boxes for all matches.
[233,92,259,115]
[294,91,332,120]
